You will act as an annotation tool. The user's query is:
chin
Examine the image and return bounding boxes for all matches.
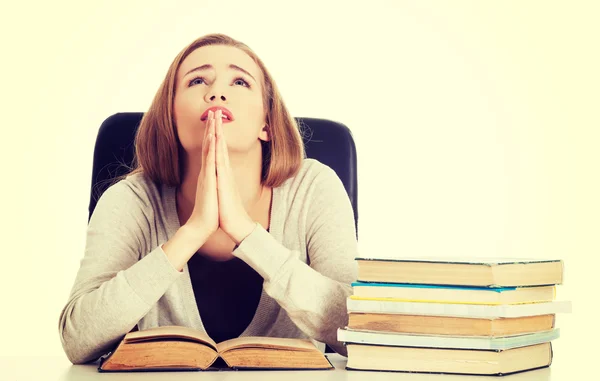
[226,141,261,155]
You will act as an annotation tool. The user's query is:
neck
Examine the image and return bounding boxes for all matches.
[177,147,264,217]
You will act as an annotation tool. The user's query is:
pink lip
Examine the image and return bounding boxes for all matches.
[201,106,234,123]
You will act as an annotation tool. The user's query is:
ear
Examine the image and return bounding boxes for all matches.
[258,124,270,142]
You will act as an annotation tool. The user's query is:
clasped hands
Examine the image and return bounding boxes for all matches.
[186,109,256,246]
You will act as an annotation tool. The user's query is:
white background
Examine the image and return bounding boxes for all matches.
[1,0,598,375]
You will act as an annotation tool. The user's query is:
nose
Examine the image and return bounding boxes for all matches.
[208,94,226,102]
[205,85,227,103]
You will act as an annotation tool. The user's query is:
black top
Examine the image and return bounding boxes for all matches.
[187,250,263,344]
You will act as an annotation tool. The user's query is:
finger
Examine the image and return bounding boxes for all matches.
[202,111,215,155]
[210,112,216,136]
[211,110,220,137]
[216,132,224,177]
[216,110,228,164]
[205,133,216,185]
[198,133,211,192]
[202,110,212,140]
[215,110,223,138]
[203,110,214,142]
[201,136,210,167]
[204,111,212,139]
[215,113,230,169]
[214,111,221,162]
[216,113,227,176]
[216,110,223,138]
[222,126,230,168]
[202,126,211,159]
[210,115,217,177]
[209,115,216,164]
[201,112,214,172]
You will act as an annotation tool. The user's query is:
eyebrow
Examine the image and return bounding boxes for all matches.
[182,64,256,83]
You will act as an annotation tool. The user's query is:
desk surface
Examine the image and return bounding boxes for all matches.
[1,353,564,381]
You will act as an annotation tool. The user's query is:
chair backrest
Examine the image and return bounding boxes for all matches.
[89,113,358,236]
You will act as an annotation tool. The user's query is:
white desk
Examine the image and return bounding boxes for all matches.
[0,354,560,381]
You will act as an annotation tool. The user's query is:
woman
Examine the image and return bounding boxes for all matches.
[58,33,358,364]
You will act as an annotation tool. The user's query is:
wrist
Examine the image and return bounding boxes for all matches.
[179,223,211,246]
[229,218,257,245]
[162,224,211,272]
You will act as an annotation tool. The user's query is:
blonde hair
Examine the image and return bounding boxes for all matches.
[123,33,304,187]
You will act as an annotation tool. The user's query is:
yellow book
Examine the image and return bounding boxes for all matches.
[355,257,563,287]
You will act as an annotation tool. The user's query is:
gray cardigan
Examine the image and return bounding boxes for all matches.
[58,158,358,364]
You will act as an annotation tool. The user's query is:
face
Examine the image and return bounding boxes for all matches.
[174,45,268,158]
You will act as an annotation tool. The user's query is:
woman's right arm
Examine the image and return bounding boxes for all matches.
[57,182,206,365]
[60,113,218,364]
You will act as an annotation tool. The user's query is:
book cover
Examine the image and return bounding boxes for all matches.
[346,298,572,318]
[338,328,560,350]
[355,258,564,287]
[345,342,553,375]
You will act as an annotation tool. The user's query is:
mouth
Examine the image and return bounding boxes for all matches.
[200,107,234,122]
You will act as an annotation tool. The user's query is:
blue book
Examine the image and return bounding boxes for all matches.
[351,281,555,305]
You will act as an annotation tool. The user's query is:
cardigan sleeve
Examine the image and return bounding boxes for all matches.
[58,181,183,364]
[232,166,358,356]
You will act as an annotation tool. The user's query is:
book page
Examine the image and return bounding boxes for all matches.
[124,325,218,350]
[217,336,318,354]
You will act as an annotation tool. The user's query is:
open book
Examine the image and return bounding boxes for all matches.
[98,326,333,372]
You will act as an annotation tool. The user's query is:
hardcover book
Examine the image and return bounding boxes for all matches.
[355,257,563,287]
[338,327,560,350]
[346,297,572,318]
[352,282,556,304]
[98,326,333,372]
[345,342,552,375]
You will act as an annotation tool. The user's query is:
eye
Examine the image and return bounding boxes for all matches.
[233,77,251,88]
[188,77,206,87]
[187,76,251,88]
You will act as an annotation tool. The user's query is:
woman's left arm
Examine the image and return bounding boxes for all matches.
[232,165,358,356]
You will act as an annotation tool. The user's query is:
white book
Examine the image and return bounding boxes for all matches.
[347,298,572,318]
[338,328,560,350]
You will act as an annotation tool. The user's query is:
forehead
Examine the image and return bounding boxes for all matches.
[177,45,262,83]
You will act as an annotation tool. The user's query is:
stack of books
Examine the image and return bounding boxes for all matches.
[338,257,572,375]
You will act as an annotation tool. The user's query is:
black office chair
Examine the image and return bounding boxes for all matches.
[88,112,359,353]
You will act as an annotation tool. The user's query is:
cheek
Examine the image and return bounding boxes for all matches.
[241,95,266,124]
[174,95,205,149]
[174,94,200,121]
